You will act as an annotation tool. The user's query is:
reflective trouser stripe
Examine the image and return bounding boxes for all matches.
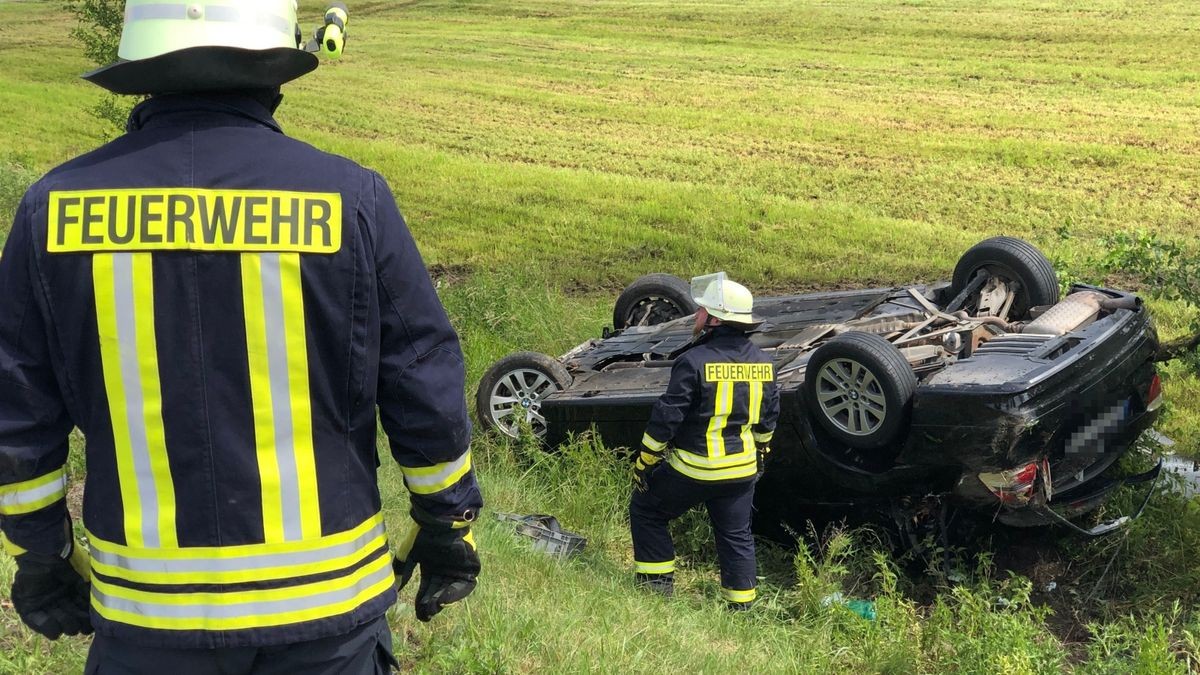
[641,433,667,453]
[723,587,756,603]
[399,450,472,495]
[0,468,67,515]
[242,253,321,543]
[87,514,387,585]
[95,253,177,549]
[668,452,757,481]
[634,559,675,574]
[705,380,733,457]
[91,550,395,631]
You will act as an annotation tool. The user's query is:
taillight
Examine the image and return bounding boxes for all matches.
[1146,373,1164,412]
[978,461,1040,506]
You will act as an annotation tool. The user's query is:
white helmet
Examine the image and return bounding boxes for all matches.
[691,272,762,326]
[83,1,348,95]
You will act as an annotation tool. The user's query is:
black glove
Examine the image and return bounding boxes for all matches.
[757,445,771,476]
[10,541,93,640]
[393,507,480,622]
[632,450,663,493]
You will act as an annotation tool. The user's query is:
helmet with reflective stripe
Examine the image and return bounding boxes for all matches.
[691,272,762,327]
[82,1,340,95]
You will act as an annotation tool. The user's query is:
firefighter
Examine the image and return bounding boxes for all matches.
[630,273,780,609]
[0,2,480,672]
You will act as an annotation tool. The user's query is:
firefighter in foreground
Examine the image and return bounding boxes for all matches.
[630,274,780,609]
[0,2,480,671]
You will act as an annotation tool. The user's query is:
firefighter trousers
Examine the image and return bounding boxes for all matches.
[630,463,757,602]
[83,614,398,674]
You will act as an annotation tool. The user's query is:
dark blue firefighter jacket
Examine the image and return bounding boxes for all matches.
[641,326,781,482]
[0,94,481,648]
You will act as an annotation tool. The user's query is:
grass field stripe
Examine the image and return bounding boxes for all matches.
[130,253,178,548]
[278,253,321,539]
[241,253,285,543]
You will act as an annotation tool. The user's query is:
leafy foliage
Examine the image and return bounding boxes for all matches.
[64,0,136,133]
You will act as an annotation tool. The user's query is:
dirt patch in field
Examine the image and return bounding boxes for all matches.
[428,263,471,287]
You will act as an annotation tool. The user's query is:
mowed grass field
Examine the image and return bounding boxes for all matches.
[3,0,1200,672]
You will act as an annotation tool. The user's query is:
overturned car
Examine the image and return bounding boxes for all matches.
[477,238,1164,534]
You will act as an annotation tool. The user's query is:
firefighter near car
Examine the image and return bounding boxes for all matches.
[629,274,781,609]
[0,2,481,672]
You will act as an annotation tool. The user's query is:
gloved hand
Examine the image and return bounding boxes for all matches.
[393,507,480,622]
[756,445,771,476]
[632,450,662,493]
[10,540,93,640]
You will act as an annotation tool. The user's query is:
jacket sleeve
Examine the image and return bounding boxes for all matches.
[368,172,482,522]
[0,193,74,557]
[642,356,699,454]
[752,373,781,445]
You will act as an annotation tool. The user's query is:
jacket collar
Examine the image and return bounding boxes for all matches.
[126,93,283,134]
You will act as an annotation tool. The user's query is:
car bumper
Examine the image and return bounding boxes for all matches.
[995,459,1162,535]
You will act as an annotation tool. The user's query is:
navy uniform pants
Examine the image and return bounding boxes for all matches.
[83,614,398,674]
[629,464,757,604]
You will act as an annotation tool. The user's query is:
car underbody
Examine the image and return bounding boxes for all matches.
[477,238,1164,534]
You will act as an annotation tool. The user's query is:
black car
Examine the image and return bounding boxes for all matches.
[477,238,1163,534]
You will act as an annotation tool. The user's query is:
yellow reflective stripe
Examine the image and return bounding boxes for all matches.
[0,467,67,515]
[463,529,477,551]
[242,254,285,543]
[279,254,321,540]
[132,253,177,549]
[242,254,321,543]
[672,449,756,470]
[706,380,733,458]
[668,452,758,481]
[723,587,756,603]
[94,253,176,549]
[91,551,394,631]
[399,450,472,496]
[88,514,387,586]
[1,531,28,557]
[95,254,142,546]
[753,430,774,443]
[88,513,383,562]
[641,433,667,452]
[634,559,675,574]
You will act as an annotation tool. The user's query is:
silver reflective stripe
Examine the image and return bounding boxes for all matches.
[126,4,185,21]
[0,474,65,511]
[401,451,470,491]
[90,520,386,574]
[113,254,162,549]
[127,4,293,36]
[260,254,304,541]
[93,560,393,619]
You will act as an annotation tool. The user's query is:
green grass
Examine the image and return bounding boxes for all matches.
[4,0,1200,672]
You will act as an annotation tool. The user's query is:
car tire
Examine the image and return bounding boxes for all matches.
[805,332,917,450]
[612,273,698,330]
[475,351,572,439]
[950,237,1060,319]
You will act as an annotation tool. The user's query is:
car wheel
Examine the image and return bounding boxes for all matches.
[475,352,572,439]
[612,273,698,330]
[805,332,917,450]
[950,236,1059,319]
